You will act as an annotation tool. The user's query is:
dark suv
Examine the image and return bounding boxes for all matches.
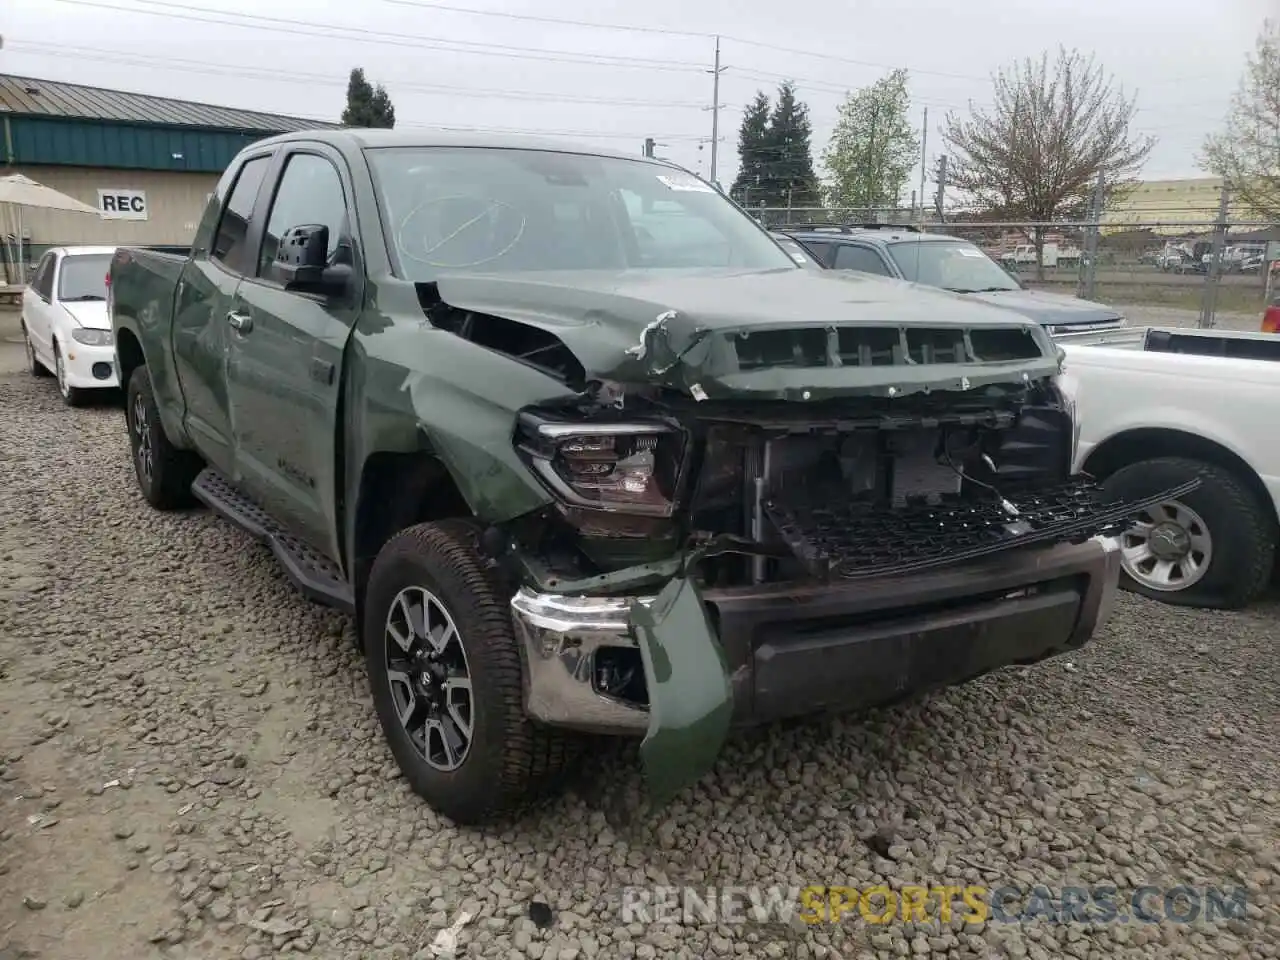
[780,223,1127,336]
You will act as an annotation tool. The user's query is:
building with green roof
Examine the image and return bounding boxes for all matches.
[1,72,336,271]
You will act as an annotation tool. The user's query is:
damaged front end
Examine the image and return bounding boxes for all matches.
[422,284,1195,805]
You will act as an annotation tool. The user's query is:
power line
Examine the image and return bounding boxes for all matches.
[6,41,709,109]
[49,0,708,72]
[380,0,710,38]
[380,0,995,80]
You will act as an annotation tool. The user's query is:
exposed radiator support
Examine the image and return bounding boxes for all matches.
[748,440,773,584]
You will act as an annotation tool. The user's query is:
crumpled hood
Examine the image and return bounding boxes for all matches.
[61,300,110,330]
[964,288,1123,329]
[432,268,1063,400]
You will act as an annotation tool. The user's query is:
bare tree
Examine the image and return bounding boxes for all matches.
[942,47,1154,277]
[1202,20,1280,220]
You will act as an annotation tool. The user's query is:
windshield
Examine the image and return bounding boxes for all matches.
[57,253,112,302]
[365,147,796,278]
[886,240,1020,293]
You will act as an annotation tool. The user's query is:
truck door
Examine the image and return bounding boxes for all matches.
[225,145,362,563]
[172,153,272,473]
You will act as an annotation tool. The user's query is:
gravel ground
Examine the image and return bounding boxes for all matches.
[1,310,1278,960]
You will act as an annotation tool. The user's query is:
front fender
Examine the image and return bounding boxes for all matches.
[402,370,557,523]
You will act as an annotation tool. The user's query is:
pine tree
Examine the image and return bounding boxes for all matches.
[730,91,772,205]
[761,82,821,209]
[341,67,396,128]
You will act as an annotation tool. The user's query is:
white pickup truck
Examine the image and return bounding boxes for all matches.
[1059,326,1279,609]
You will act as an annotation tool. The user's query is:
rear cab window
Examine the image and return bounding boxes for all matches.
[210,156,272,274]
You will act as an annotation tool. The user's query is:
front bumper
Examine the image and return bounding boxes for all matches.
[62,341,119,389]
[511,534,1121,739]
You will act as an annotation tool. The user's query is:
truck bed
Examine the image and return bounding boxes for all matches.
[1055,324,1280,362]
[109,246,191,320]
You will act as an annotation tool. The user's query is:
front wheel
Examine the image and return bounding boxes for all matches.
[1102,456,1275,609]
[364,520,576,824]
[125,365,203,509]
[53,343,89,408]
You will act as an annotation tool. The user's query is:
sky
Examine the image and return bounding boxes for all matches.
[1,0,1273,197]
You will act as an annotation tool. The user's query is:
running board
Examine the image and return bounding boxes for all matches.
[191,469,354,613]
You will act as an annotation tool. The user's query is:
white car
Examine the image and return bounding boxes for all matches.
[20,245,118,406]
[1059,326,1279,609]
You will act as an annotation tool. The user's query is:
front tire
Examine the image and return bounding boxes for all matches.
[364,520,575,824]
[125,365,202,509]
[1102,456,1275,609]
[53,343,89,408]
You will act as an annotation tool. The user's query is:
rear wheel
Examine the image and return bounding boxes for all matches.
[125,365,202,509]
[364,520,576,824]
[1102,456,1275,609]
[21,321,49,377]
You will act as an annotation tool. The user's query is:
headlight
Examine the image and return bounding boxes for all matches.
[516,414,687,517]
[71,328,113,347]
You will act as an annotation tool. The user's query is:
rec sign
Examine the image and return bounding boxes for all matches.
[97,188,148,221]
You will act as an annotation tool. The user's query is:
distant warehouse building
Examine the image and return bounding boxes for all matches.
[0,73,337,266]
[1100,177,1272,237]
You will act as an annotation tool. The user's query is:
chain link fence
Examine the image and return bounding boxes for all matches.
[751,204,1279,331]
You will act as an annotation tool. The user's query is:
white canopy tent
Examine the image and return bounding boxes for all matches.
[0,173,102,285]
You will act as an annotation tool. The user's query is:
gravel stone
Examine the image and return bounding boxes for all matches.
[0,316,1277,959]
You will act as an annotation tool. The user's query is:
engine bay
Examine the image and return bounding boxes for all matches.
[512,379,1170,591]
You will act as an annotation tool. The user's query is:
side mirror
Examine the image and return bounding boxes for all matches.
[273,224,351,297]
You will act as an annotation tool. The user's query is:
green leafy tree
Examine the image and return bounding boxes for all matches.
[1202,19,1280,219]
[941,47,1153,277]
[822,69,919,213]
[341,67,396,128]
[760,82,821,210]
[731,91,772,206]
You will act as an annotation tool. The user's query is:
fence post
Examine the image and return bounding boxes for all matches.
[1198,183,1231,329]
[1077,172,1104,301]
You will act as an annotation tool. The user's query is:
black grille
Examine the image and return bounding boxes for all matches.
[731,325,1044,371]
[763,477,1200,580]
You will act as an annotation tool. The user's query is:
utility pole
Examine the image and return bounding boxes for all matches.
[934,155,948,223]
[707,36,726,187]
[917,107,928,228]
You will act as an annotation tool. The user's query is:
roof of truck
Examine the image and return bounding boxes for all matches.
[252,128,680,166]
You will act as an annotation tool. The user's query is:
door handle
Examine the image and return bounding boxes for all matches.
[226,310,253,334]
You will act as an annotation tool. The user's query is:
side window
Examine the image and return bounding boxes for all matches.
[32,253,56,299]
[798,240,834,266]
[833,244,892,276]
[210,156,270,272]
[258,153,348,279]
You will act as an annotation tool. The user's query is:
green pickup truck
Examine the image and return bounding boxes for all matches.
[108,130,1187,824]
